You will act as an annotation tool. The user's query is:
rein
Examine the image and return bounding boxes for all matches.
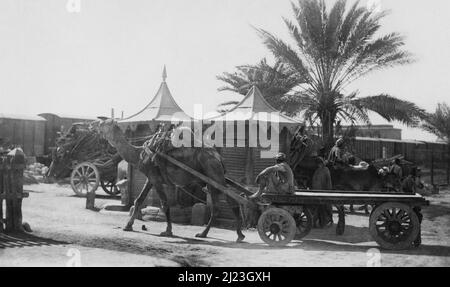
[177,185,207,204]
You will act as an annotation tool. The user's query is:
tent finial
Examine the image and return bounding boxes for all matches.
[162,65,167,82]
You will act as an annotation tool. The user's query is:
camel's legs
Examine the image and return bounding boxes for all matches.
[154,183,173,236]
[124,179,152,231]
[231,205,245,242]
[196,188,218,239]
[195,190,245,243]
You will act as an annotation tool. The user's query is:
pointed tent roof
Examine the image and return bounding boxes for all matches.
[120,67,191,123]
[207,86,301,125]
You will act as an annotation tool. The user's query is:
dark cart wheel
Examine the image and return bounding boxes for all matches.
[70,162,100,197]
[257,208,297,247]
[293,207,313,239]
[369,202,419,250]
[100,179,120,196]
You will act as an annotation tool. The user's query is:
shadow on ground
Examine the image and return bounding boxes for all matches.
[68,194,120,200]
[300,239,450,257]
[0,232,67,249]
[129,224,450,258]
[423,203,450,220]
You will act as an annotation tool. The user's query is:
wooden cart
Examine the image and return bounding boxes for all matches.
[69,154,122,197]
[155,151,429,250]
[47,122,121,197]
[257,190,429,250]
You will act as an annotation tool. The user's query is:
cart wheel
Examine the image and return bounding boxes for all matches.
[293,207,313,239]
[70,162,100,197]
[369,202,419,250]
[100,179,120,196]
[257,208,297,247]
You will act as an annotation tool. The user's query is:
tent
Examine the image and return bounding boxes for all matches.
[119,67,192,135]
[207,85,301,125]
[206,86,302,184]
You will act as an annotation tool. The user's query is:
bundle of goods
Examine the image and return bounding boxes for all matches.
[47,123,117,179]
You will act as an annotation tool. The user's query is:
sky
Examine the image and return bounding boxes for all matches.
[0,0,449,141]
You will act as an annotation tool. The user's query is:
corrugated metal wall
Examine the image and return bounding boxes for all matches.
[253,148,276,178]
[34,121,45,155]
[220,147,247,182]
[351,139,426,162]
[0,118,46,156]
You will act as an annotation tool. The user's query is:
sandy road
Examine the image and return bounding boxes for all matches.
[1,183,449,267]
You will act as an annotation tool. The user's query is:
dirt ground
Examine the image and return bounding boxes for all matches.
[1,183,450,267]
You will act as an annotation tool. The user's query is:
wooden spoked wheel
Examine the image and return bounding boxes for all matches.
[70,162,100,197]
[257,208,297,247]
[100,179,120,196]
[293,207,313,239]
[369,202,419,250]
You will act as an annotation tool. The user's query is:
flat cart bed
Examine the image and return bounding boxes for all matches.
[262,190,429,207]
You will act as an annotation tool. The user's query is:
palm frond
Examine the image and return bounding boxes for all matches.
[421,103,450,141]
[256,28,313,84]
[352,94,426,127]
[216,59,305,113]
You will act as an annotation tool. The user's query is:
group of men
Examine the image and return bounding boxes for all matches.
[250,137,344,200]
[251,136,421,200]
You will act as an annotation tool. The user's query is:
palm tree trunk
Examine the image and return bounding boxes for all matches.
[447,142,450,185]
[321,114,335,150]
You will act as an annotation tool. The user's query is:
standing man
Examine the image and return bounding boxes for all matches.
[311,157,333,227]
[401,167,420,194]
[401,167,423,247]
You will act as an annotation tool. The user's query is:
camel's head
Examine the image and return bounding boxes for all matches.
[91,118,120,143]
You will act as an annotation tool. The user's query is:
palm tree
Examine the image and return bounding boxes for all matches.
[422,103,450,143]
[217,59,303,115]
[221,0,426,147]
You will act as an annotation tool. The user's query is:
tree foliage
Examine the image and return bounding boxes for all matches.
[422,103,450,143]
[218,0,426,145]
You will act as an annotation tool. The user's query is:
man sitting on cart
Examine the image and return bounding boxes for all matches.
[249,153,295,199]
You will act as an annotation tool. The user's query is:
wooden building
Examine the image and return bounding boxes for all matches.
[0,113,46,157]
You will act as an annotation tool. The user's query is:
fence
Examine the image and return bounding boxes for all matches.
[0,148,29,233]
[414,146,450,187]
[349,138,449,187]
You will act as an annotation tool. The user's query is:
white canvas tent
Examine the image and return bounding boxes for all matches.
[206,85,301,126]
[206,86,302,184]
[119,67,192,128]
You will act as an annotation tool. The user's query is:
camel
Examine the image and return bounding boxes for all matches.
[93,119,245,242]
